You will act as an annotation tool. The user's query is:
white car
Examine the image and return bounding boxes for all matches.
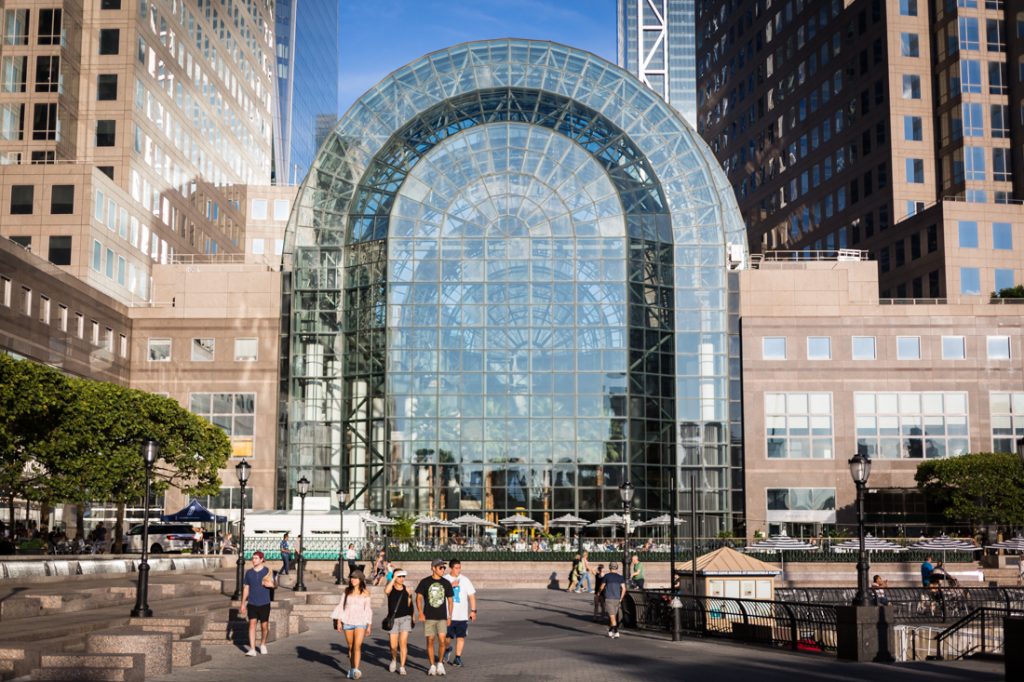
[126,523,196,553]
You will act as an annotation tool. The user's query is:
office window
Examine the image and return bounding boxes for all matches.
[990,392,1024,452]
[252,238,265,255]
[96,120,115,146]
[959,17,980,50]
[97,74,117,100]
[1,55,26,92]
[964,147,986,180]
[993,148,1011,182]
[995,268,1015,291]
[855,392,969,459]
[34,55,59,93]
[119,333,127,357]
[988,19,1006,51]
[273,199,290,221]
[942,336,966,360]
[9,236,30,251]
[3,9,29,45]
[0,276,9,306]
[98,28,119,55]
[75,312,83,338]
[762,337,786,360]
[104,247,113,278]
[906,158,924,183]
[31,103,56,140]
[765,393,834,459]
[959,221,979,248]
[234,338,258,361]
[50,184,73,214]
[902,75,921,99]
[47,235,71,265]
[58,304,68,331]
[0,102,24,140]
[904,116,922,141]
[91,240,101,271]
[897,336,921,360]
[20,286,31,316]
[989,61,1007,94]
[960,59,982,92]
[767,488,836,511]
[147,338,171,361]
[851,335,876,360]
[960,267,981,294]
[38,295,50,324]
[190,393,256,442]
[192,338,215,362]
[37,8,61,45]
[807,336,831,360]
[10,184,33,214]
[250,199,267,220]
[991,104,1009,138]
[900,0,917,15]
[963,103,983,137]
[901,33,919,57]
[993,222,1012,250]
[988,335,1011,359]
[90,321,99,346]
[101,0,122,9]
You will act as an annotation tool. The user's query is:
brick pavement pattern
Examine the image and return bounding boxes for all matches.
[149,588,1002,681]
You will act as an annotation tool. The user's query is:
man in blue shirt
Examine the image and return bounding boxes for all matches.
[241,550,274,656]
[921,555,934,587]
[599,562,627,638]
[279,533,292,575]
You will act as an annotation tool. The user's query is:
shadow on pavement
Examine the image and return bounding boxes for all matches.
[295,645,345,672]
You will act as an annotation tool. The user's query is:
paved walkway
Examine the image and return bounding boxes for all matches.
[151,589,1004,682]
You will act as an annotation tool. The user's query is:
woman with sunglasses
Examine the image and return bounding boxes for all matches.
[384,568,415,675]
[333,570,373,679]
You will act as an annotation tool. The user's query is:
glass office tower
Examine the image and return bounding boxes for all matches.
[273,0,341,185]
[279,39,746,530]
[617,0,697,128]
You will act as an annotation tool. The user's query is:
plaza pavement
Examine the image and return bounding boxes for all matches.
[148,587,1004,682]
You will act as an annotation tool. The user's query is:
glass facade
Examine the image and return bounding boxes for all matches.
[273,0,341,185]
[280,40,747,530]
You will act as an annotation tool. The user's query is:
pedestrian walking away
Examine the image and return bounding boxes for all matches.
[346,543,358,579]
[240,550,275,656]
[566,553,581,592]
[921,555,934,587]
[442,558,477,668]
[332,569,373,680]
[279,532,292,575]
[629,554,645,589]
[384,568,415,675]
[593,564,607,622]
[577,551,593,593]
[416,558,454,676]
[600,562,627,638]
[372,550,387,586]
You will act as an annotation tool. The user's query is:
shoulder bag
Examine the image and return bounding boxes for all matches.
[381,590,400,631]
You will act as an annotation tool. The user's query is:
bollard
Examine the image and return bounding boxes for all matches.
[670,596,682,642]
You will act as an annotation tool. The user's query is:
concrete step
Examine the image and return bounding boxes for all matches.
[0,647,40,682]
[128,616,206,639]
[290,614,307,636]
[171,638,211,668]
[32,654,144,682]
[86,629,173,678]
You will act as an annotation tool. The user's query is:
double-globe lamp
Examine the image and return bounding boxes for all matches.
[294,476,310,592]
[131,439,160,617]
[231,459,252,601]
[848,452,872,606]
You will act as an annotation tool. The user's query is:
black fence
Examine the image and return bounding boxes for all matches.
[776,586,1024,624]
[624,590,838,653]
[933,607,1022,660]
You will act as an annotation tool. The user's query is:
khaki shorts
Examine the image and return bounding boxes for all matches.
[423,619,447,637]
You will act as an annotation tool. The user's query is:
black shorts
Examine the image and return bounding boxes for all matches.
[247,603,271,623]
[447,620,469,639]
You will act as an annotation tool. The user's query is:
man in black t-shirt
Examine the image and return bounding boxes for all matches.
[416,559,454,676]
[599,562,627,639]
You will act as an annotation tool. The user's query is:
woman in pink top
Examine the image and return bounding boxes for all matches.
[332,570,373,679]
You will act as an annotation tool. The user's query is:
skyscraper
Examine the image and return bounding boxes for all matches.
[696,0,1024,299]
[273,0,341,186]
[617,0,698,127]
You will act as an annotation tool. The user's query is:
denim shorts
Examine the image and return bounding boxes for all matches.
[343,623,367,631]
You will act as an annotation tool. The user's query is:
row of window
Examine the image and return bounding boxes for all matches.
[147,337,259,362]
[0,274,127,355]
[8,184,74,215]
[761,335,1011,361]
[90,240,149,299]
[6,234,72,266]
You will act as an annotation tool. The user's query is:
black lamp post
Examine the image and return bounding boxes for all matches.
[849,453,873,606]
[294,476,310,592]
[619,480,635,580]
[131,439,159,617]
[335,487,349,586]
[231,459,252,601]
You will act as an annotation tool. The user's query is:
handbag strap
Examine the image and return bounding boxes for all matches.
[385,588,401,620]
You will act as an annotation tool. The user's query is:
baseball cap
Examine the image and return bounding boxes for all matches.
[252,550,265,560]
[431,558,447,568]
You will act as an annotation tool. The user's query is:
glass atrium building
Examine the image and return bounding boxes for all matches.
[280,39,747,531]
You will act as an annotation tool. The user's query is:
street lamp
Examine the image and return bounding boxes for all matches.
[335,487,349,586]
[230,459,252,601]
[131,439,160,617]
[294,476,310,592]
[849,453,873,606]
[620,480,635,582]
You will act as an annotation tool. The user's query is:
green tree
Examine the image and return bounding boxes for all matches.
[915,452,1024,533]
[391,514,416,541]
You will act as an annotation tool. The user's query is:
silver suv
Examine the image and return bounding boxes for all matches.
[126,523,195,553]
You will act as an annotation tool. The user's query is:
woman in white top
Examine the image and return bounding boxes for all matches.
[332,570,373,679]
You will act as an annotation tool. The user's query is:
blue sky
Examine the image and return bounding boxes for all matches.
[339,0,616,114]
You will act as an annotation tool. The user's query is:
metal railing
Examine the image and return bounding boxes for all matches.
[625,590,838,653]
[934,607,1021,660]
[776,586,1024,624]
[749,249,871,268]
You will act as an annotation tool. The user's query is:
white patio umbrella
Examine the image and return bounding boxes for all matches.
[638,513,685,527]
[908,534,976,566]
[831,534,903,552]
[588,513,626,527]
[550,513,589,547]
[985,535,1024,553]
[744,533,818,581]
[498,513,539,526]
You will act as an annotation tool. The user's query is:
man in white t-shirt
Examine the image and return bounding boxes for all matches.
[442,558,477,668]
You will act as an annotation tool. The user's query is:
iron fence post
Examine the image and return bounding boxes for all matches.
[783,603,797,650]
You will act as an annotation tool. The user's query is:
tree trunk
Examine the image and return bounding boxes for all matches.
[114,502,126,553]
[75,504,85,539]
[40,501,50,530]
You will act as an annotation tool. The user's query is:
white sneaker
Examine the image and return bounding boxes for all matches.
[428,664,437,676]
[353,670,363,680]
[389,659,398,673]
[245,648,258,657]
[613,631,621,638]
[259,644,268,654]
[607,630,615,638]
[399,666,407,676]
[436,662,446,676]
[346,670,354,680]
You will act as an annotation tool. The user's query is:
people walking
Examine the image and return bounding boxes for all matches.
[384,569,414,675]
[240,550,274,656]
[577,551,593,593]
[415,559,454,676]
[333,569,373,679]
[566,553,581,592]
[599,562,627,638]
[279,533,292,575]
[346,543,358,580]
[593,564,607,622]
[442,558,477,668]
[921,555,935,587]
[629,554,645,589]
[372,550,387,586]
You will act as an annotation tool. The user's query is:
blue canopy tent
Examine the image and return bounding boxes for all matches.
[160,499,227,523]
